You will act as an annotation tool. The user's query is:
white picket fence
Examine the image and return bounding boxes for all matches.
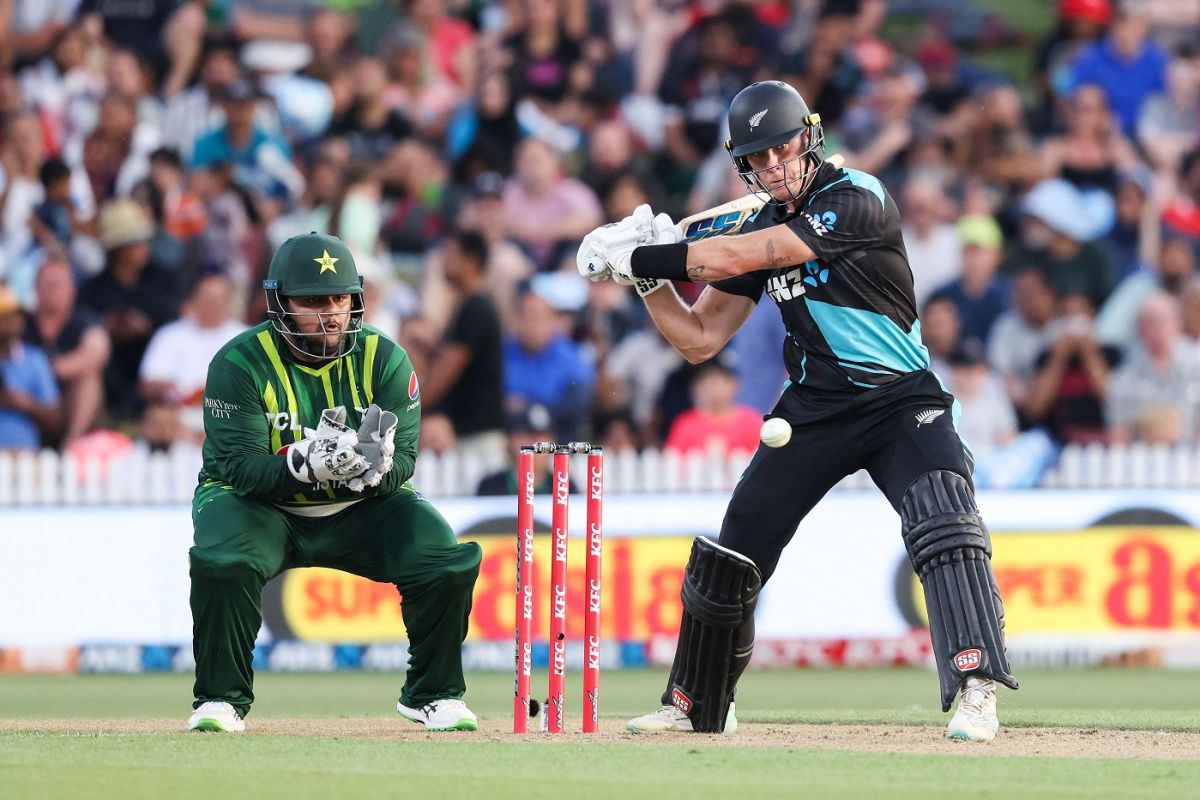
[0,444,1198,506]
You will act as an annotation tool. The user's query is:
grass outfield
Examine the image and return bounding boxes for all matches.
[2,669,1199,799]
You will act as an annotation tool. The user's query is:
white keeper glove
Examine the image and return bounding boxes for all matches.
[285,406,370,485]
[576,203,657,283]
[348,403,399,492]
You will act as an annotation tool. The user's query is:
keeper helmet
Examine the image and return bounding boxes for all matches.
[263,232,365,361]
[725,81,825,204]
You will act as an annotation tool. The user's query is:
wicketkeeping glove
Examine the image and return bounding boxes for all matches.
[285,406,370,485]
[347,403,399,492]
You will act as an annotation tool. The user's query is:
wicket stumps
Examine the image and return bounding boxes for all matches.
[513,442,604,734]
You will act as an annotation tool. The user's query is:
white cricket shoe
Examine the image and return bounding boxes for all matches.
[187,701,245,733]
[626,702,738,734]
[946,677,999,742]
[397,698,478,731]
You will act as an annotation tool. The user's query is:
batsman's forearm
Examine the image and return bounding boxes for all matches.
[642,286,718,364]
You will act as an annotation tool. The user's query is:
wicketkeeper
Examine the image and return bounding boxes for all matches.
[187,232,482,733]
[578,81,1018,741]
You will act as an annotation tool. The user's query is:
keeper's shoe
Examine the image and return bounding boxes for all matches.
[626,702,737,734]
[946,677,999,742]
[397,698,478,731]
[187,701,245,733]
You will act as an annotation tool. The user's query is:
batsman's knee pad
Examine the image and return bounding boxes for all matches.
[901,470,1018,712]
[666,536,762,732]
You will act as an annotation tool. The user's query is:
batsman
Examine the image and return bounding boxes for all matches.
[187,232,482,733]
[578,81,1018,741]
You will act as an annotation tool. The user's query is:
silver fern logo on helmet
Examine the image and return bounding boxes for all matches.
[748,109,769,129]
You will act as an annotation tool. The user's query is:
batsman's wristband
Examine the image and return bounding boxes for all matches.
[635,278,667,297]
[630,242,689,282]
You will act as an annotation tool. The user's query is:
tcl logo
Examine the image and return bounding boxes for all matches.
[954,648,982,671]
[671,688,692,714]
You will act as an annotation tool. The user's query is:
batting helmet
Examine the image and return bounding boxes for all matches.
[725,81,825,204]
[263,232,365,361]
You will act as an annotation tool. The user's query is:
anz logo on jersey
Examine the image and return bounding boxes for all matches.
[766,260,828,304]
[803,209,838,236]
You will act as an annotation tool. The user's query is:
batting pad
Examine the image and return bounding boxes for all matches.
[902,470,1018,712]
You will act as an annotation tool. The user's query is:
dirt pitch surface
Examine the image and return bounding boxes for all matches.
[4,718,1198,760]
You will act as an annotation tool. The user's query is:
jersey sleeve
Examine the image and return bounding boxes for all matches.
[201,355,307,500]
[365,340,421,493]
[712,271,767,301]
[784,183,886,261]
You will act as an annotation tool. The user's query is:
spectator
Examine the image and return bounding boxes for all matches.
[0,111,50,295]
[476,403,576,496]
[138,272,246,444]
[29,157,92,263]
[1070,5,1168,135]
[1022,293,1120,443]
[81,199,180,422]
[1098,226,1198,350]
[22,260,110,447]
[1007,178,1117,310]
[1039,83,1139,194]
[1033,0,1113,129]
[80,0,205,99]
[1107,292,1200,444]
[447,70,524,179]
[191,78,300,207]
[327,58,415,163]
[989,267,1063,413]
[1097,164,1156,281]
[1182,277,1200,345]
[921,294,962,380]
[382,24,463,140]
[502,137,603,271]
[900,178,962,306]
[948,342,1018,455]
[1137,43,1200,171]
[664,360,761,457]
[80,90,158,203]
[930,215,1010,353]
[419,230,506,471]
[404,0,478,93]
[503,285,594,442]
[0,285,61,449]
[457,171,535,331]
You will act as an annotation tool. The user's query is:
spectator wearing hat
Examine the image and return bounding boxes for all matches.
[81,199,181,422]
[1005,178,1117,310]
[929,215,1010,353]
[475,403,578,497]
[0,284,61,450]
[503,137,603,272]
[138,272,247,445]
[1107,291,1200,444]
[503,284,594,443]
[664,359,761,457]
[22,260,110,448]
[1070,5,1168,136]
[191,78,299,205]
[419,230,506,472]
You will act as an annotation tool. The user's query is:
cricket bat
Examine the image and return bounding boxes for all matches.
[676,153,844,242]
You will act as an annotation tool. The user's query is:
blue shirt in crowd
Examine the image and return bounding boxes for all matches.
[0,342,59,449]
[1072,38,1167,135]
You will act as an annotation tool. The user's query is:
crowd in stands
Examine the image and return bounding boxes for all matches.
[0,0,1199,491]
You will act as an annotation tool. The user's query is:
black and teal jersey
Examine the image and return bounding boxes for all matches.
[714,160,930,392]
[196,322,421,510]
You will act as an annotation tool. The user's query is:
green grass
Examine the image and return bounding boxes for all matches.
[2,669,1199,799]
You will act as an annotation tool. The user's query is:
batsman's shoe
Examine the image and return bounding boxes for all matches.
[626,702,738,734]
[946,677,999,742]
[187,701,245,733]
[397,698,478,731]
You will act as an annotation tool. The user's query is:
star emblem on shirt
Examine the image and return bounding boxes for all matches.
[314,249,339,274]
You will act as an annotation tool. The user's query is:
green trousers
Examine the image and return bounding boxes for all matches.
[189,487,482,716]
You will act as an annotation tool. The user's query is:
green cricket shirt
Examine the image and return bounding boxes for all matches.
[197,322,421,513]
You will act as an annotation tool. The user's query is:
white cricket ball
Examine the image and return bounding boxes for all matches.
[760,417,792,448]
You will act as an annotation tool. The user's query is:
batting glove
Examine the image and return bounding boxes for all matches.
[348,403,399,492]
[631,212,681,297]
[286,406,370,485]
